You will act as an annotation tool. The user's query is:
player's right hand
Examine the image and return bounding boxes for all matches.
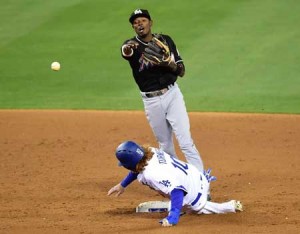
[126,40,139,49]
[159,218,173,227]
[107,183,125,197]
[122,40,139,57]
[159,208,181,227]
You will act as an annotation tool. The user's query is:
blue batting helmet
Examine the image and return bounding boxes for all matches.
[115,141,144,171]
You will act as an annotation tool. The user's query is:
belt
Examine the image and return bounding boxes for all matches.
[144,84,174,98]
[191,175,205,206]
[191,192,202,206]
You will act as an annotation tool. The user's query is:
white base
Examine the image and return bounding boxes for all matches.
[136,201,170,213]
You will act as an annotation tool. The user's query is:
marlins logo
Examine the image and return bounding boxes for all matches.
[139,54,154,72]
[134,9,143,14]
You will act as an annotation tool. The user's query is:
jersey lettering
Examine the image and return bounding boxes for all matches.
[156,149,167,164]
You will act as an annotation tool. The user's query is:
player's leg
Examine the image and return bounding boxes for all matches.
[142,96,177,157]
[198,200,243,214]
[190,177,242,214]
[165,84,204,172]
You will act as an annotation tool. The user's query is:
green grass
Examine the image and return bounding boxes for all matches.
[0,0,299,113]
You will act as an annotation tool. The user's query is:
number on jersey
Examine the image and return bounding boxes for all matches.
[170,156,188,175]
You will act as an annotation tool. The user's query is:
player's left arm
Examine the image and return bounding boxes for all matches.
[166,35,185,77]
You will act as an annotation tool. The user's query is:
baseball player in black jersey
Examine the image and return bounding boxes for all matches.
[121,9,205,173]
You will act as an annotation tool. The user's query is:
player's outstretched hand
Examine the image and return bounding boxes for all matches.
[122,40,139,57]
[126,40,139,49]
[159,218,173,227]
[159,208,181,227]
[107,183,125,197]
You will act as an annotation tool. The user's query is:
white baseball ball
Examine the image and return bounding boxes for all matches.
[51,61,61,71]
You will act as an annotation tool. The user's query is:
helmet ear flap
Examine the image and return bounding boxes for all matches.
[115,141,144,171]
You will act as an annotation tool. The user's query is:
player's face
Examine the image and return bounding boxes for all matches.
[132,17,152,38]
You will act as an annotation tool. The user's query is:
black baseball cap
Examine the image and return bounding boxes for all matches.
[129,9,151,24]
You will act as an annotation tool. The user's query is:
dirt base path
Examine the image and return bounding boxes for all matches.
[0,110,299,233]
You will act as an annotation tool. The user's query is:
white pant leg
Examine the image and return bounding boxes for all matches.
[142,95,177,158]
[199,200,236,214]
[165,84,204,172]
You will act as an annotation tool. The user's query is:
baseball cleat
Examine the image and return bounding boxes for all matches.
[233,200,243,212]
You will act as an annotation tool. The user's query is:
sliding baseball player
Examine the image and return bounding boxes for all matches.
[108,141,243,227]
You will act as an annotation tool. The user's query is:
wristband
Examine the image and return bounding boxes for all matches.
[121,171,138,187]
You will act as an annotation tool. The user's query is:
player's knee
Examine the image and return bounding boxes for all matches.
[179,143,197,152]
[159,143,176,157]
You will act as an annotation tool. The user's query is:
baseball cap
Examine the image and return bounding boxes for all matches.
[129,9,151,24]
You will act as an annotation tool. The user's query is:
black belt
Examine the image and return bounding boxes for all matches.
[144,84,174,98]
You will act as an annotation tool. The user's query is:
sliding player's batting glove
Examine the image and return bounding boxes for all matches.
[159,208,181,227]
[204,168,217,183]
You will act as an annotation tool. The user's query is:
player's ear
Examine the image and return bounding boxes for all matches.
[150,20,153,27]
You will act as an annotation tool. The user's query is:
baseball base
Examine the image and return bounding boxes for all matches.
[136,200,170,213]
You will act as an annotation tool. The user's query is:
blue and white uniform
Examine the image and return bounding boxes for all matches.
[138,147,207,212]
[136,148,236,214]
[109,141,242,226]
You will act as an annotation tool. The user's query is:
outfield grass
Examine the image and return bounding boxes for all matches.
[0,0,299,113]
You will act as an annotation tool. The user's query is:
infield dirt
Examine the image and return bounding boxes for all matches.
[0,110,299,233]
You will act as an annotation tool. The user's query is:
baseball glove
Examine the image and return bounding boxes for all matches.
[143,36,172,66]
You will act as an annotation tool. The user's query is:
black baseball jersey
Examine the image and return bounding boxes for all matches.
[121,34,184,92]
